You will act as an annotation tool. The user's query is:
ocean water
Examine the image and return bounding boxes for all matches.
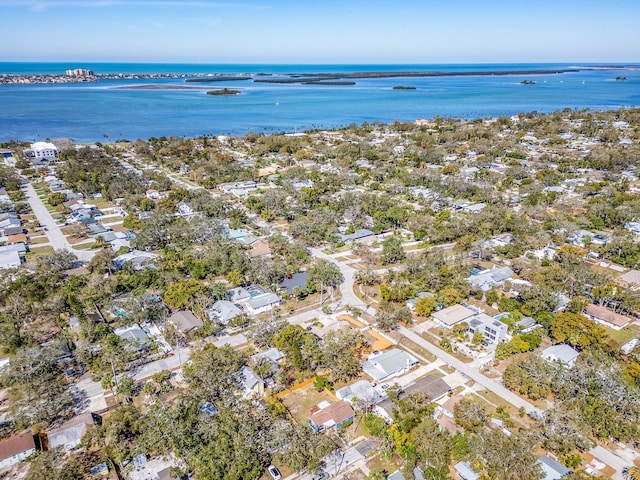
[0,63,638,143]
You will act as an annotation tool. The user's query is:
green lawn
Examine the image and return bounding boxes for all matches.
[607,326,636,345]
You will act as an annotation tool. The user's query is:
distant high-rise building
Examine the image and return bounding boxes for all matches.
[65,68,94,77]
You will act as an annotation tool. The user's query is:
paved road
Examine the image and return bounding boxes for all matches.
[397,326,543,416]
[309,248,365,310]
[23,182,96,262]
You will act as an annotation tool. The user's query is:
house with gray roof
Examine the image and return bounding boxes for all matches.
[228,287,251,303]
[339,228,375,243]
[278,272,310,295]
[362,348,418,382]
[47,413,99,450]
[208,300,243,324]
[252,347,285,366]
[245,293,280,315]
[540,344,579,368]
[113,324,150,351]
[454,462,481,480]
[467,266,514,292]
[538,455,571,480]
[167,310,204,334]
[404,374,452,402]
[335,380,384,407]
[238,366,264,398]
[0,250,21,270]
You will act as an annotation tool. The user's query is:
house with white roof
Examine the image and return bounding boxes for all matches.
[432,304,476,328]
[467,266,514,292]
[30,141,58,159]
[208,300,243,324]
[362,348,418,382]
[245,293,280,315]
[540,344,579,368]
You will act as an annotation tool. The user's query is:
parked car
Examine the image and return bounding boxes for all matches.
[267,465,282,480]
[312,472,329,480]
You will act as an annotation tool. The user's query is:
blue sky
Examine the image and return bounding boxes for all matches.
[1,0,639,63]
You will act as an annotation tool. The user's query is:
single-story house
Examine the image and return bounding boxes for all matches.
[252,347,285,366]
[584,304,633,330]
[362,348,418,382]
[538,455,571,480]
[47,412,100,450]
[454,462,481,480]
[248,240,272,258]
[0,432,36,469]
[208,300,243,324]
[277,272,310,295]
[245,293,281,315]
[113,250,158,271]
[308,400,355,433]
[339,229,375,243]
[515,316,540,333]
[540,344,580,368]
[404,374,452,402]
[238,366,264,399]
[336,380,384,407]
[0,250,21,270]
[113,324,151,351]
[167,310,204,334]
[618,269,640,290]
[467,267,514,292]
[432,304,476,328]
[228,287,252,303]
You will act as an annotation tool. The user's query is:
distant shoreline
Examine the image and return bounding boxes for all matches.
[2,65,639,86]
[114,84,207,90]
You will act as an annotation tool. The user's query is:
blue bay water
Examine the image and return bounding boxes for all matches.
[0,63,638,143]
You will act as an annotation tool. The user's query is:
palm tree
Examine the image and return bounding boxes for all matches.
[623,466,640,480]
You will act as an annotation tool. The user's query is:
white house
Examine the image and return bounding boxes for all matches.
[30,141,58,159]
[362,348,418,382]
[0,433,36,469]
[540,344,580,368]
[245,293,280,315]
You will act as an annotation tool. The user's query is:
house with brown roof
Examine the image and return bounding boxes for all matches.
[308,401,355,433]
[0,432,36,469]
[6,233,27,245]
[584,304,633,330]
[248,240,272,258]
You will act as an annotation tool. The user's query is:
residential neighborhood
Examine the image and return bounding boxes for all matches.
[1,108,640,479]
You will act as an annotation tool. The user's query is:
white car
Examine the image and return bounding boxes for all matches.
[267,465,282,480]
